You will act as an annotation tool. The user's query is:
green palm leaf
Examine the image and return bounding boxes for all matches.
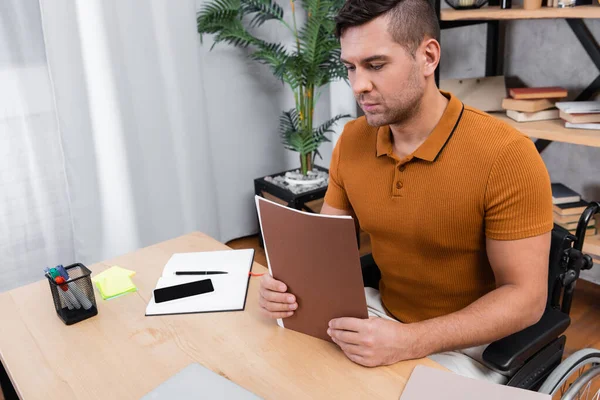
[251,43,292,84]
[279,108,300,135]
[241,0,285,27]
[314,113,351,138]
[212,19,261,49]
[197,0,241,41]
[198,0,349,174]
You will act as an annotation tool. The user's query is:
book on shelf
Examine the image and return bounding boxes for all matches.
[559,111,600,124]
[551,183,581,205]
[569,226,597,237]
[502,98,556,113]
[554,211,588,224]
[506,109,559,123]
[556,101,600,114]
[555,218,595,231]
[564,122,600,130]
[553,200,589,216]
[509,87,568,100]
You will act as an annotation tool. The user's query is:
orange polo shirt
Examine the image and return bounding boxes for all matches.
[324,91,553,323]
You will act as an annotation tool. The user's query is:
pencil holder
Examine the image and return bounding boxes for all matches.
[46,263,98,325]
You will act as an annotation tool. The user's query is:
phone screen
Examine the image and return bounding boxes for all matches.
[154,279,214,303]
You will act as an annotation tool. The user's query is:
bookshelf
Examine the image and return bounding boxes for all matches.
[435,1,600,152]
[492,114,600,148]
[441,5,600,21]
[435,3,600,261]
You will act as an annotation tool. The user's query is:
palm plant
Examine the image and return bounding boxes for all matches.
[197,0,350,176]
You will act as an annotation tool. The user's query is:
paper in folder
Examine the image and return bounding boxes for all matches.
[255,195,368,343]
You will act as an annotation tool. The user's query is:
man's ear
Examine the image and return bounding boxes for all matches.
[421,38,441,78]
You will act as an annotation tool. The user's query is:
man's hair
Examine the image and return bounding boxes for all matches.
[335,0,440,56]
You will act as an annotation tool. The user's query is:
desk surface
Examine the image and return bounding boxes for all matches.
[0,232,443,400]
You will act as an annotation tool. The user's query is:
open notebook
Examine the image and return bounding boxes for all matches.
[145,249,255,316]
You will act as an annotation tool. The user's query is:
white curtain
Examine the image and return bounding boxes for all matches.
[39,0,222,265]
[2,0,317,291]
[0,0,75,291]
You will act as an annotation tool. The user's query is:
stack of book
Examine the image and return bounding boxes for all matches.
[503,87,568,123]
[556,101,600,131]
[552,183,596,237]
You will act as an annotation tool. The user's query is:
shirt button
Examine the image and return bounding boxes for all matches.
[398,165,405,172]
[396,181,403,189]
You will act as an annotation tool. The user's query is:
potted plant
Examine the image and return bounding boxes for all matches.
[197,0,350,184]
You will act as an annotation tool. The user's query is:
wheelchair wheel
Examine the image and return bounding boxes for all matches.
[537,348,600,399]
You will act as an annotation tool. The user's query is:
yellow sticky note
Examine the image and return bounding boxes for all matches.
[92,265,135,283]
[92,266,137,300]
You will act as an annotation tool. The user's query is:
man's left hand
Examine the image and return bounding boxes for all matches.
[327,317,423,367]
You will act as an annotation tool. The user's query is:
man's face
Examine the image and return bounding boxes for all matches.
[340,16,425,127]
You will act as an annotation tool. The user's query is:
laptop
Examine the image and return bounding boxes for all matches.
[400,365,550,400]
[141,363,262,399]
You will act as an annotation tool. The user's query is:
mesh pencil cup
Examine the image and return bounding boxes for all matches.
[46,263,98,325]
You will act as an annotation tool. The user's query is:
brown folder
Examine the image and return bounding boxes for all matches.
[255,196,368,342]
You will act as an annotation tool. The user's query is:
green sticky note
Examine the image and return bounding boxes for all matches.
[92,266,137,300]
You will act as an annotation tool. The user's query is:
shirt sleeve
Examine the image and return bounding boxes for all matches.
[484,136,554,240]
[324,133,352,210]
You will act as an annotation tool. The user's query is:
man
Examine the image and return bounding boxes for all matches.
[259,0,553,384]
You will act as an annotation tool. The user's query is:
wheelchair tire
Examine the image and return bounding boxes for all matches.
[560,364,600,400]
[537,348,600,397]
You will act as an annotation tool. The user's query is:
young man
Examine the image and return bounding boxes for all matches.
[259,0,553,383]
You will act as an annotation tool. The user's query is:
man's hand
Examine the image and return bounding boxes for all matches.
[258,274,298,319]
[327,317,423,367]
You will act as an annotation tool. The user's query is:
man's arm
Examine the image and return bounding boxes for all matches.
[328,232,550,367]
[321,201,361,236]
[411,232,549,356]
[321,201,353,216]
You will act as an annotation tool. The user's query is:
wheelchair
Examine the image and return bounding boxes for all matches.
[360,201,600,400]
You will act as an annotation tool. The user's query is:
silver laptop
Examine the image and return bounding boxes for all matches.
[141,363,263,400]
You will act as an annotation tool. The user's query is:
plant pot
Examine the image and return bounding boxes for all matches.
[284,170,326,186]
[260,167,329,195]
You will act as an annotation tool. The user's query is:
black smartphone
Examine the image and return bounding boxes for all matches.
[154,279,214,303]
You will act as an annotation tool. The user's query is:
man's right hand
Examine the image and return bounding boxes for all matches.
[258,274,298,319]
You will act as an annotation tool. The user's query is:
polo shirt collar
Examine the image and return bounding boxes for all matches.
[376,91,464,161]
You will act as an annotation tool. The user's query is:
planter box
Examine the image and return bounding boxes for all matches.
[254,166,329,247]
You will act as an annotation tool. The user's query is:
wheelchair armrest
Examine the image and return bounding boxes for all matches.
[482,307,571,372]
[360,253,381,290]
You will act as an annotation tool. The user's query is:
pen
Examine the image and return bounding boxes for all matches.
[175,271,228,275]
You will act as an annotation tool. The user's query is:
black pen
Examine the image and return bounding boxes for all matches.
[175,271,228,275]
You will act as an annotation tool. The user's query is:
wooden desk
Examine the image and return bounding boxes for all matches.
[0,232,443,399]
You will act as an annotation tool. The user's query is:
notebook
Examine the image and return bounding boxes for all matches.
[509,87,567,100]
[502,97,556,113]
[553,200,589,216]
[564,122,600,130]
[145,249,255,316]
[399,365,550,400]
[255,195,368,343]
[506,109,559,122]
[551,183,581,205]
[556,101,600,114]
[141,362,262,399]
